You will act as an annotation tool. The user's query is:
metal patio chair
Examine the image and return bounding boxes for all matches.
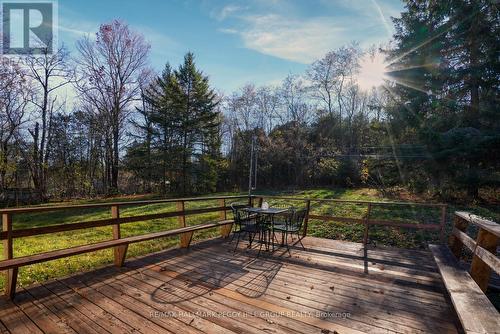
[272,209,307,252]
[230,202,270,254]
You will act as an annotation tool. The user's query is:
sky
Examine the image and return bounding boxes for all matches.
[55,0,404,93]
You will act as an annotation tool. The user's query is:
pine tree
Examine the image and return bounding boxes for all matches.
[386,0,500,199]
[143,54,220,194]
[144,63,177,193]
[172,53,220,194]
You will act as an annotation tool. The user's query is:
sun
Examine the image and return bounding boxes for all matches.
[357,52,388,91]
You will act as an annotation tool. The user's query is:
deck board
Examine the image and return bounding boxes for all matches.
[0,237,460,333]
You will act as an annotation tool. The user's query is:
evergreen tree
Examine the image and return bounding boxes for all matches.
[386,0,500,199]
[144,63,177,193]
[142,53,220,194]
[172,53,220,194]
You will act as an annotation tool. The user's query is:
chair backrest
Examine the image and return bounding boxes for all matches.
[270,203,295,221]
[291,209,307,229]
[230,202,240,216]
[230,202,253,225]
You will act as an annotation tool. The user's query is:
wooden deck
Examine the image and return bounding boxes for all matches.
[0,236,460,334]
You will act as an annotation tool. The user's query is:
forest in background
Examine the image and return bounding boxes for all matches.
[0,0,499,204]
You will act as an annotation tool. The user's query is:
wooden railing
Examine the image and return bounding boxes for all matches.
[1,193,447,299]
[253,195,447,244]
[448,211,500,291]
[0,195,249,298]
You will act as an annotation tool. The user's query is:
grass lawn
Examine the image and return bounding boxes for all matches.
[1,188,498,292]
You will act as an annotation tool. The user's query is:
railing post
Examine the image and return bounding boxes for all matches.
[219,198,232,238]
[2,213,17,299]
[470,227,499,292]
[363,203,372,245]
[177,201,192,248]
[257,197,263,208]
[439,205,447,243]
[449,214,468,259]
[111,205,127,267]
[248,196,254,207]
[302,199,311,238]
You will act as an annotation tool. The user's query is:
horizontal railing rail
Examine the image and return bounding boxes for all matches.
[0,194,250,214]
[1,194,250,299]
[253,194,447,244]
[0,205,237,240]
[1,193,447,299]
[449,211,500,291]
[253,195,447,207]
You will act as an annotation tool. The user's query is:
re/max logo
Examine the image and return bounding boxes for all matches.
[1,1,57,55]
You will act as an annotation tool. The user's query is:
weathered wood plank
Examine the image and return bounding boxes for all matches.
[0,237,463,334]
[0,195,250,214]
[26,284,107,333]
[429,244,500,334]
[475,245,500,276]
[186,247,452,314]
[449,215,469,259]
[13,288,77,334]
[455,212,500,237]
[43,280,136,334]
[0,206,235,240]
[470,228,499,291]
[261,195,447,207]
[120,238,456,333]
[2,213,17,299]
[451,227,476,252]
[142,253,455,333]
[0,220,233,271]
[0,297,43,334]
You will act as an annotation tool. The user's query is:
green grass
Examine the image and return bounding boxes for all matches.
[1,188,498,292]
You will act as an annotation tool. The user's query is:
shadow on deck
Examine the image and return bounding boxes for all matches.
[0,236,460,334]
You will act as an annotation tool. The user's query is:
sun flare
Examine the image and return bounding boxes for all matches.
[357,52,388,90]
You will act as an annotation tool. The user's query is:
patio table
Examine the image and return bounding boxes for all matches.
[244,207,288,252]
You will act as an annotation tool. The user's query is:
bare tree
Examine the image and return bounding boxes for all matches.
[256,86,280,133]
[0,57,31,190]
[75,20,150,193]
[226,84,259,132]
[24,46,74,200]
[307,44,361,121]
[279,74,310,124]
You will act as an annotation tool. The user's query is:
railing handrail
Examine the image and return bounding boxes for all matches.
[1,193,448,299]
[0,194,250,214]
[0,194,447,215]
[253,194,448,244]
[454,211,500,238]
[252,194,447,207]
[1,194,245,298]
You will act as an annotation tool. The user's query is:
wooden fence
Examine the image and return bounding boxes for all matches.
[1,194,447,298]
[253,195,447,245]
[0,195,249,298]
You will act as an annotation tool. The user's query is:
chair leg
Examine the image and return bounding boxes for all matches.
[272,230,280,252]
[234,230,243,252]
[248,232,254,248]
[284,230,291,256]
[257,230,264,257]
[296,231,305,249]
[230,229,237,242]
